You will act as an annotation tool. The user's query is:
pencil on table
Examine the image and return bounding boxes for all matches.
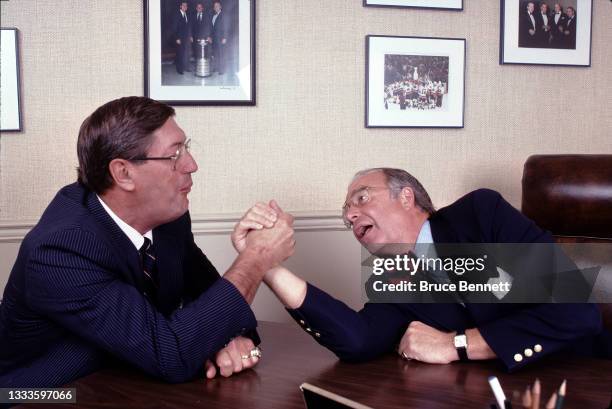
[522,385,532,408]
[531,379,541,409]
[488,376,507,409]
[554,380,566,409]
[545,392,557,409]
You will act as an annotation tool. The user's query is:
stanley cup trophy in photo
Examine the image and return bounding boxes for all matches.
[195,39,211,78]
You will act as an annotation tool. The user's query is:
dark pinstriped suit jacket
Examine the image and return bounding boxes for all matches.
[288,189,606,371]
[0,182,258,387]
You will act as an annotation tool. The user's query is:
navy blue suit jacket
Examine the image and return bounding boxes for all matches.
[288,189,604,371]
[173,11,192,42]
[192,11,212,40]
[211,11,229,43]
[519,11,539,48]
[0,183,258,387]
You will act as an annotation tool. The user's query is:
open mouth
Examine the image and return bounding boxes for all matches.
[355,224,373,240]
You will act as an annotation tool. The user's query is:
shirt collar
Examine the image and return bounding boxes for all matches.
[416,220,434,244]
[97,195,153,250]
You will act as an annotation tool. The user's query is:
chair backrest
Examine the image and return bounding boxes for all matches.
[521,154,612,329]
[522,154,612,239]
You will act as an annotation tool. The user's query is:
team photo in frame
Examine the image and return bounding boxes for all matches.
[366,35,465,128]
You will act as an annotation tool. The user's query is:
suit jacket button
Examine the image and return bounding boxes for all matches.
[306,327,312,332]
[299,320,305,326]
[524,348,533,357]
[315,332,321,338]
[514,353,523,362]
[534,344,543,353]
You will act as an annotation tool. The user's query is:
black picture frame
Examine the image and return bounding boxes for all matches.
[0,28,23,132]
[365,35,466,128]
[363,0,463,11]
[500,0,592,66]
[144,0,256,106]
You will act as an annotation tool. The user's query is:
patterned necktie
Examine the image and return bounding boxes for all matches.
[140,237,158,300]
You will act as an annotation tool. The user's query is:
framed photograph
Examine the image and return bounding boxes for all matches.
[0,28,22,132]
[500,0,592,66]
[144,0,255,105]
[363,0,462,10]
[366,35,465,128]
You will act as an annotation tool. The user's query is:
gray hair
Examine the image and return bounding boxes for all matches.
[351,167,435,214]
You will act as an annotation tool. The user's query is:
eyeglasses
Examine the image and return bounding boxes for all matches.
[342,186,389,229]
[130,138,192,170]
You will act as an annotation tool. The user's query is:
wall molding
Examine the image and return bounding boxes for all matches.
[0,211,347,243]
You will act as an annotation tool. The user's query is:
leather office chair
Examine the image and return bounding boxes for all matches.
[521,154,612,329]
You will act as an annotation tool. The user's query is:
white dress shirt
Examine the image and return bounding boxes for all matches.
[97,195,153,251]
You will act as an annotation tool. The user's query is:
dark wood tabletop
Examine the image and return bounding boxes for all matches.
[18,321,612,408]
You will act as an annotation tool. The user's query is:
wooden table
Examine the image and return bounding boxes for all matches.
[18,321,612,408]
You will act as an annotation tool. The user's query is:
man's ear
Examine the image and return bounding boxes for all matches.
[108,159,136,192]
[399,187,415,209]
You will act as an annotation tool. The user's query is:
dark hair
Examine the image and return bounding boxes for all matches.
[76,96,175,194]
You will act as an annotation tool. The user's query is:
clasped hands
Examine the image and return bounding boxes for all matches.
[231,200,294,259]
[206,201,294,379]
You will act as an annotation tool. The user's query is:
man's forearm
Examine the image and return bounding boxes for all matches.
[223,247,269,304]
[263,266,307,309]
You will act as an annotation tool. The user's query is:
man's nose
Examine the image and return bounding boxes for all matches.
[183,151,198,173]
[345,205,361,225]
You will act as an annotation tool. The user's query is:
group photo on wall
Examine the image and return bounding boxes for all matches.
[144,0,255,105]
[366,35,465,128]
[384,54,449,112]
[518,0,578,49]
[500,0,592,66]
[159,0,240,86]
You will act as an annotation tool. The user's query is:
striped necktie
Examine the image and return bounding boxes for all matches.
[140,237,158,300]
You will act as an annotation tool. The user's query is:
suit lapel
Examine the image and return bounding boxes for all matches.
[153,227,184,315]
[86,188,185,314]
[86,191,144,289]
[429,212,458,244]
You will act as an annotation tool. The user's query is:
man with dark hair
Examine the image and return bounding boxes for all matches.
[192,2,212,61]
[241,168,606,371]
[173,1,192,74]
[0,96,295,387]
[563,6,577,49]
[519,2,539,48]
[536,2,552,47]
[211,0,229,75]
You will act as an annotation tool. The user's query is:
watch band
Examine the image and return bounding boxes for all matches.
[455,329,469,362]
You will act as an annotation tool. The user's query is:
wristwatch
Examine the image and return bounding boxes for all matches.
[454,329,469,361]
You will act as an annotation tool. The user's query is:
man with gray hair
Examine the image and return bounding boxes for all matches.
[233,167,605,371]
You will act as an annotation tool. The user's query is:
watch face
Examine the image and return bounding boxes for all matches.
[454,334,467,348]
